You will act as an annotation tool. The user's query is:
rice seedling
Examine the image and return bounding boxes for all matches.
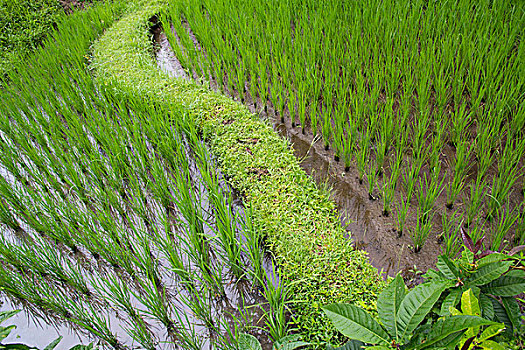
[490,205,520,252]
[416,164,445,222]
[440,210,463,257]
[446,140,473,209]
[487,137,525,219]
[258,260,289,343]
[240,206,265,287]
[170,306,205,350]
[411,209,434,253]
[382,152,402,216]
[365,163,378,200]
[515,210,525,245]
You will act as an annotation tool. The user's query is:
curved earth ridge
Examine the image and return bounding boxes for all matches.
[91,0,384,344]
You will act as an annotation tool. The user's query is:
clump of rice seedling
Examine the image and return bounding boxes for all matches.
[446,140,473,209]
[440,210,463,257]
[411,209,434,253]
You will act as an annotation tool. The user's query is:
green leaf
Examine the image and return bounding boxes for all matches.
[377,274,405,340]
[0,310,20,325]
[479,294,494,320]
[273,334,310,350]
[505,270,524,278]
[322,303,390,345]
[238,333,262,350]
[461,288,482,339]
[437,255,460,279]
[440,289,462,316]
[68,345,96,350]
[396,281,450,342]
[478,324,505,342]
[428,331,463,349]
[44,337,62,350]
[462,249,474,264]
[491,299,512,336]
[327,340,364,350]
[1,343,33,349]
[420,315,497,349]
[477,253,508,267]
[461,289,480,316]
[0,325,16,341]
[478,340,506,350]
[423,268,447,281]
[466,261,512,287]
[501,297,520,334]
[482,275,525,297]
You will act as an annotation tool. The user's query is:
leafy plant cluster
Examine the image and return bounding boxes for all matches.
[323,235,525,349]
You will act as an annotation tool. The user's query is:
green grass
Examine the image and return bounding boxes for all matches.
[0,0,64,77]
[163,0,525,255]
[91,0,384,346]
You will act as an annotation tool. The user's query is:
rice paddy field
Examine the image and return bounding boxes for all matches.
[164,0,525,257]
[0,0,524,349]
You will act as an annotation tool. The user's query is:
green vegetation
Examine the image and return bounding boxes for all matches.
[239,333,310,350]
[0,0,64,76]
[91,0,384,345]
[163,0,525,254]
[323,245,524,349]
[0,0,522,348]
[0,0,104,78]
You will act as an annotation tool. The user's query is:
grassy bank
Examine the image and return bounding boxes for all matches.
[91,0,384,345]
[0,0,63,76]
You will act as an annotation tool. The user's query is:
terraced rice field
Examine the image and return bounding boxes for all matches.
[0,0,523,349]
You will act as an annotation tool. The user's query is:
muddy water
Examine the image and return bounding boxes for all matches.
[271,120,440,282]
[153,28,188,79]
[153,25,442,283]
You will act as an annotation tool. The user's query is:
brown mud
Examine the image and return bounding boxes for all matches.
[271,115,438,283]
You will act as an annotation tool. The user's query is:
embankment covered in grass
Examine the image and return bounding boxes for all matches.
[91,0,384,344]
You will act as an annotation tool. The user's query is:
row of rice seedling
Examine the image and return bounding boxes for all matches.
[0,1,293,348]
[164,0,525,254]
